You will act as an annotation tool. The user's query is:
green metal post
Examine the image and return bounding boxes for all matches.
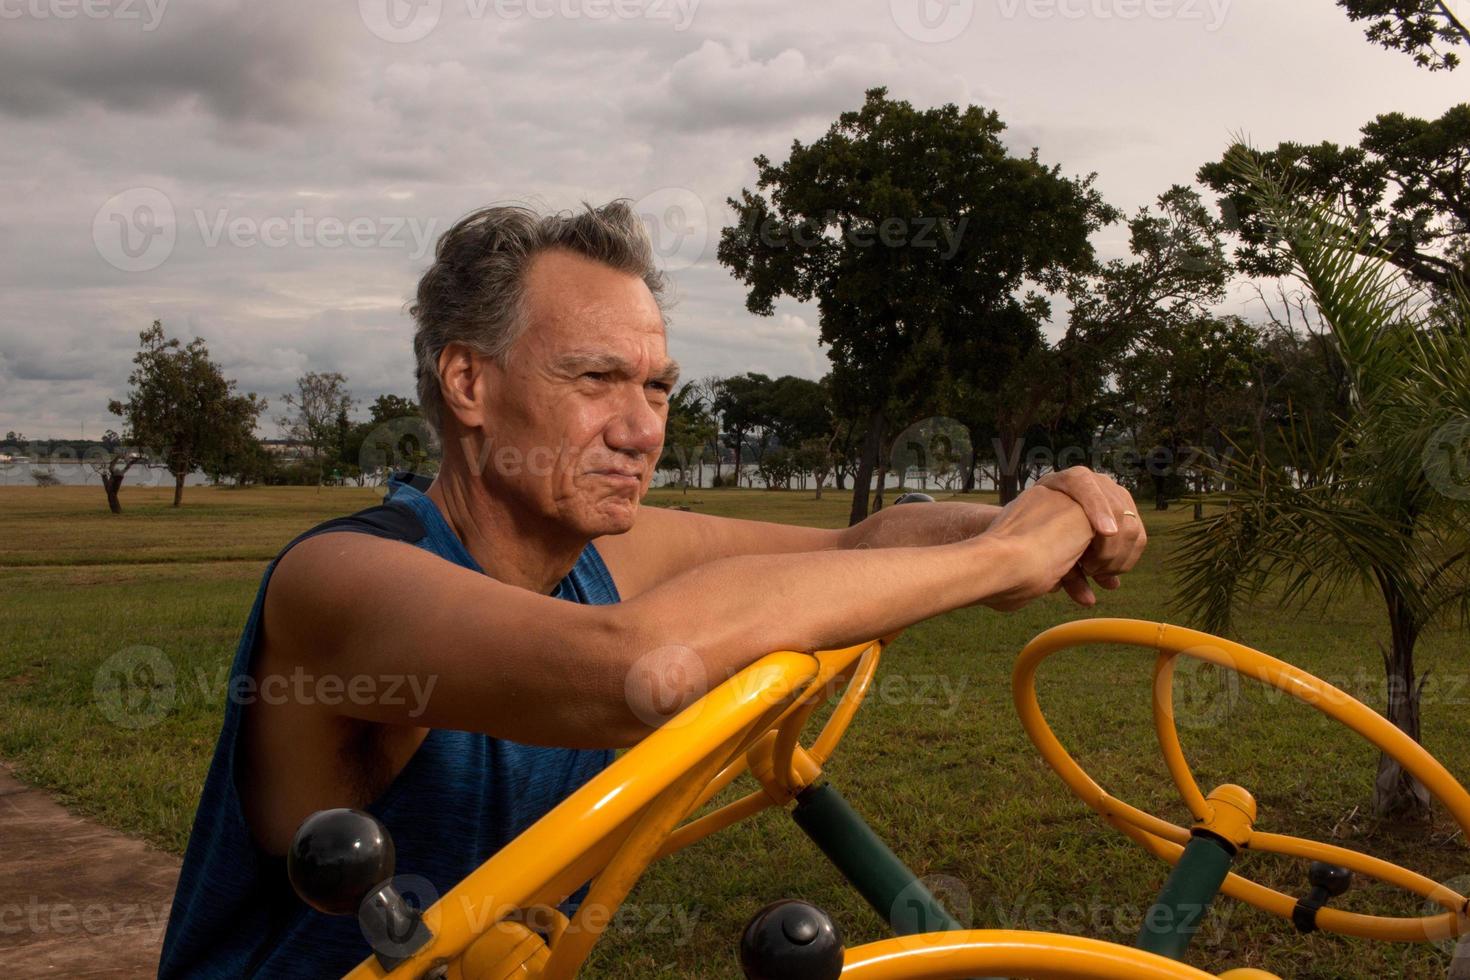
[791,782,964,935]
[1135,832,1235,960]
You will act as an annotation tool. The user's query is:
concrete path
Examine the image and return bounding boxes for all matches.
[0,764,180,978]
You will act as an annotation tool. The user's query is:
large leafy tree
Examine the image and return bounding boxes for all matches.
[718,87,1115,524]
[946,186,1231,502]
[1175,147,1470,820]
[109,321,265,507]
[1115,315,1260,516]
[1199,106,1470,297]
[1338,0,1470,71]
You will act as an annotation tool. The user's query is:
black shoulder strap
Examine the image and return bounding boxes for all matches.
[276,501,427,563]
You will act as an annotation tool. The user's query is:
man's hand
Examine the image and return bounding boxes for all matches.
[1034,466,1147,605]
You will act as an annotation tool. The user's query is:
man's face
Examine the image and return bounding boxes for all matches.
[474,248,676,538]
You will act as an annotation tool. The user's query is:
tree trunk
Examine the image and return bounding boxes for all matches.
[994,433,1023,504]
[173,470,186,507]
[103,472,123,514]
[873,461,889,512]
[848,408,885,526]
[1375,587,1431,820]
[963,444,978,493]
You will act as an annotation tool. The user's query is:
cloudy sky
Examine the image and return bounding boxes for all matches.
[0,0,1461,439]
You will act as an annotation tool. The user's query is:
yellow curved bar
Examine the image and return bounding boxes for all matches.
[343,650,823,979]
[1014,618,1470,944]
[838,929,1253,979]
[811,641,883,764]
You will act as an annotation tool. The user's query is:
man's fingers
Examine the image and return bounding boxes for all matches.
[1045,467,1118,536]
[1060,566,1096,606]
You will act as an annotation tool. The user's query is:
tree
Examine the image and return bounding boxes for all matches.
[719,87,1115,525]
[83,430,146,514]
[109,321,265,507]
[1174,147,1470,820]
[1338,0,1470,71]
[658,383,717,493]
[1115,315,1260,515]
[1200,106,1470,297]
[712,373,772,485]
[278,372,354,486]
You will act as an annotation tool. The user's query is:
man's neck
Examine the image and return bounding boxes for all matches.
[424,466,586,595]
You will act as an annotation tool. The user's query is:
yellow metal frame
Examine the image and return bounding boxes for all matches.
[1013,618,1470,944]
[329,617,1470,979]
[343,639,884,980]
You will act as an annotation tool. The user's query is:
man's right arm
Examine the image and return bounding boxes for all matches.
[260,484,1096,749]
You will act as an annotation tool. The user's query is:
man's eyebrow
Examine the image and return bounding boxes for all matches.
[553,350,681,384]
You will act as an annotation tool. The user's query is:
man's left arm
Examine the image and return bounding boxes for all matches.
[599,468,1141,602]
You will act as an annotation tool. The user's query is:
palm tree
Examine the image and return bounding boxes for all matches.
[1174,145,1470,820]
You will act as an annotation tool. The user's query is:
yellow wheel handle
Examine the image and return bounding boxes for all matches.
[837,928,1278,978]
[656,637,885,857]
[1012,618,1470,943]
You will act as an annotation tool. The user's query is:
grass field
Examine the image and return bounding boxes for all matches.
[2,483,1467,978]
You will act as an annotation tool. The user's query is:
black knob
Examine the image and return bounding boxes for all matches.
[1308,861,1352,898]
[288,808,396,916]
[894,492,935,505]
[739,900,844,980]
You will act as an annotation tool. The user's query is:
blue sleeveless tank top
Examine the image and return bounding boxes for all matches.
[158,475,619,978]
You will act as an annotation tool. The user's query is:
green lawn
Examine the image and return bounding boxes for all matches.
[1,483,1467,978]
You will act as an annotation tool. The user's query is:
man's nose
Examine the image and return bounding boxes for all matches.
[605,386,665,456]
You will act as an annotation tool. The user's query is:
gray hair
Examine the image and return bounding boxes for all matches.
[410,200,669,432]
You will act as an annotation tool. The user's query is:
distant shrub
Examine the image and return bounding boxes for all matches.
[31,471,61,487]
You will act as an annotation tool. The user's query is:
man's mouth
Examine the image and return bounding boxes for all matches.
[589,469,642,484]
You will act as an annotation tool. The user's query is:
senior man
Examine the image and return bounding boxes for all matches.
[158,201,1145,977]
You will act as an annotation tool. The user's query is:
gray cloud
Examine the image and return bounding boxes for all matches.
[0,0,1458,437]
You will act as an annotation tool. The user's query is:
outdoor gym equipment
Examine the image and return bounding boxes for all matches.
[287,619,1470,979]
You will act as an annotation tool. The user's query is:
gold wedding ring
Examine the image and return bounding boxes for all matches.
[1121,510,1138,519]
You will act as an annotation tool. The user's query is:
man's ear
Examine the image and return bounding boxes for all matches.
[437,343,490,431]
